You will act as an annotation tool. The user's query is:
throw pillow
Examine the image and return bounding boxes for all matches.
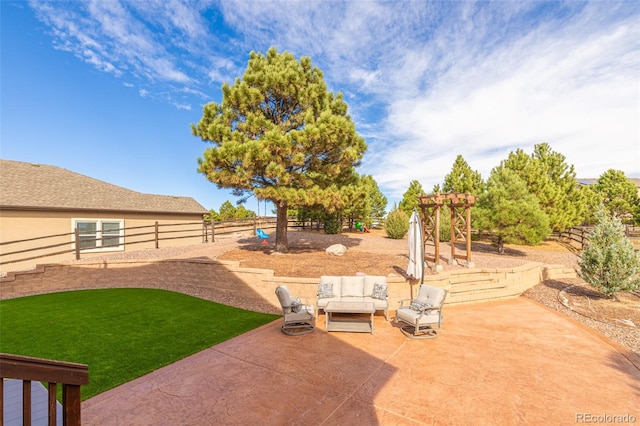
[410,300,433,312]
[372,283,387,300]
[317,282,334,299]
[291,297,302,312]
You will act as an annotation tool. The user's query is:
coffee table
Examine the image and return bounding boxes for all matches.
[324,301,375,334]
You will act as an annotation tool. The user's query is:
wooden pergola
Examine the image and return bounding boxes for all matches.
[417,192,477,271]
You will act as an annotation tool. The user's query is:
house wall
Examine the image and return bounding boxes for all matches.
[0,209,206,273]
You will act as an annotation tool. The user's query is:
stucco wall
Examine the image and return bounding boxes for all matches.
[0,210,205,273]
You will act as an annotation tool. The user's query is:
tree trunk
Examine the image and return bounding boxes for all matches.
[497,235,504,254]
[275,200,289,253]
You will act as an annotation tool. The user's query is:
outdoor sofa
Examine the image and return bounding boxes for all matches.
[316,275,389,320]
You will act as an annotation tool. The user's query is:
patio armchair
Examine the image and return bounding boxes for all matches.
[395,285,448,339]
[275,285,315,336]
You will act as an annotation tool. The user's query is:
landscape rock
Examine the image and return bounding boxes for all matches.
[326,244,347,256]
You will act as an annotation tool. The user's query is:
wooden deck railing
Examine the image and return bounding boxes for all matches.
[0,353,89,426]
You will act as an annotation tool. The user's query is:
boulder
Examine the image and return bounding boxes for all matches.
[326,244,347,256]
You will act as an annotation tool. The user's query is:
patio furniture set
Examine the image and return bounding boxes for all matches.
[275,274,448,339]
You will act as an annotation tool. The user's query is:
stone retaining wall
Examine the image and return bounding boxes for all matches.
[0,258,578,310]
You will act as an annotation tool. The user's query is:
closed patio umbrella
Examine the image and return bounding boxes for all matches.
[407,209,424,285]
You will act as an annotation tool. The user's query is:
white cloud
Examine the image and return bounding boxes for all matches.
[27,0,640,203]
[362,3,640,199]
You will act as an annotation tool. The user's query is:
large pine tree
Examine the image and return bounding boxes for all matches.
[475,167,550,253]
[192,47,367,252]
[501,143,586,232]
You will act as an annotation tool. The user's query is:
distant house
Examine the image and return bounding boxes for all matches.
[0,159,208,272]
[578,178,640,197]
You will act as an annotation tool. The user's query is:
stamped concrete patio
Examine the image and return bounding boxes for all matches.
[82,298,640,425]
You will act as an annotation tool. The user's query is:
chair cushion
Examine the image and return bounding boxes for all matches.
[285,305,314,322]
[396,306,440,325]
[416,285,445,307]
[317,283,334,299]
[341,276,365,297]
[275,285,294,313]
[372,283,388,300]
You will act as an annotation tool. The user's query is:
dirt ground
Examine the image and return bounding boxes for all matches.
[217,228,640,347]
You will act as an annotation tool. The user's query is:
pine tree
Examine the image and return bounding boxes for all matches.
[475,168,550,253]
[579,206,640,296]
[443,155,485,195]
[219,201,236,220]
[501,143,586,232]
[593,169,640,224]
[399,180,424,216]
[441,155,484,242]
[192,47,366,252]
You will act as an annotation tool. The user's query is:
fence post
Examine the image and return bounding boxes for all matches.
[155,222,159,249]
[211,221,215,242]
[74,227,81,260]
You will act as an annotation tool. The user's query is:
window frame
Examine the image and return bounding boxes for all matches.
[72,218,125,253]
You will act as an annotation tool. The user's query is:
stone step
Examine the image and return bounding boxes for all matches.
[449,279,505,294]
[446,286,520,305]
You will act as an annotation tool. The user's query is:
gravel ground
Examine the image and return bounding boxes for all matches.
[78,230,638,356]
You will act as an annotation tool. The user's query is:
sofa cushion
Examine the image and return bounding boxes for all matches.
[372,283,387,300]
[316,296,341,308]
[363,297,388,310]
[320,276,342,296]
[363,275,386,297]
[341,276,365,297]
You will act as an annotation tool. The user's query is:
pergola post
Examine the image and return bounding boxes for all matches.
[418,192,476,272]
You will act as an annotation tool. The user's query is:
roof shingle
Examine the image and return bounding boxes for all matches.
[0,159,207,215]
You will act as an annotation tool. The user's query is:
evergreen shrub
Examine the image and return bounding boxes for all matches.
[385,209,409,239]
[579,207,640,296]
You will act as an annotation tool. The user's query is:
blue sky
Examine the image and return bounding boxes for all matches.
[2,1,639,214]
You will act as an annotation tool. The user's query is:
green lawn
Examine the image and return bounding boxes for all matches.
[0,288,280,400]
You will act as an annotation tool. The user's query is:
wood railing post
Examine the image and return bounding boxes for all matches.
[63,384,82,425]
[155,221,159,249]
[49,382,58,426]
[23,380,32,424]
[74,227,81,260]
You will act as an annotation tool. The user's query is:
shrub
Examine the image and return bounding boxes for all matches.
[384,209,409,239]
[323,212,343,234]
[579,206,640,297]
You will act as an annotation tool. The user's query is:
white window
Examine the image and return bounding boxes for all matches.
[73,219,124,252]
